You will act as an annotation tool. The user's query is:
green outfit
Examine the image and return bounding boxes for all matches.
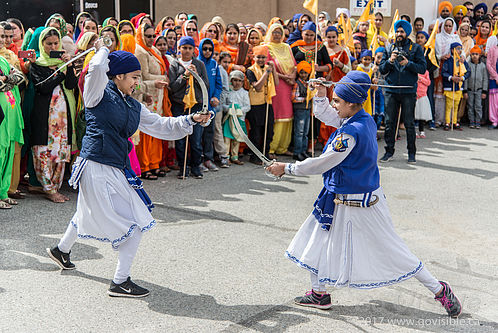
[0,56,24,199]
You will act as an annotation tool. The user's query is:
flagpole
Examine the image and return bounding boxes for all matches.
[182,107,192,179]
[311,3,318,158]
[263,75,270,157]
[451,82,455,131]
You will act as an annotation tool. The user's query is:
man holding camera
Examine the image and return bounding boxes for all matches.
[378,20,426,164]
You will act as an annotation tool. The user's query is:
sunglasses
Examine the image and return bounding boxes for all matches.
[186,28,197,32]
[144,34,155,38]
[207,29,217,33]
[202,47,213,51]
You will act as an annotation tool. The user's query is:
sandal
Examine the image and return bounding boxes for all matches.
[2,198,18,205]
[141,171,158,180]
[0,201,12,209]
[8,190,26,199]
[154,169,168,177]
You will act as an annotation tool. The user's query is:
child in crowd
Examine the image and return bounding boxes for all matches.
[291,61,312,161]
[222,70,250,165]
[215,51,231,167]
[245,45,279,165]
[373,47,385,130]
[350,55,358,70]
[356,49,375,115]
[416,31,437,130]
[464,46,488,129]
[441,42,470,130]
[415,69,433,138]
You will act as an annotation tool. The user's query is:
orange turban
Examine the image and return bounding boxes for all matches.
[296,61,312,74]
[253,45,268,56]
[453,5,468,17]
[470,45,482,54]
[438,1,453,14]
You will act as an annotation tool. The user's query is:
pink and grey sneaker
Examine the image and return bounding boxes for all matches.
[435,281,462,318]
[294,290,332,310]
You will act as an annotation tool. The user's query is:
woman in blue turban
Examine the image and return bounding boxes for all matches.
[267,70,463,319]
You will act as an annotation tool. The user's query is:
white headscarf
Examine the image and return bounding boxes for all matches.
[336,8,350,18]
[435,17,462,59]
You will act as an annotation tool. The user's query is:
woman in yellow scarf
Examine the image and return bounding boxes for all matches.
[264,23,296,156]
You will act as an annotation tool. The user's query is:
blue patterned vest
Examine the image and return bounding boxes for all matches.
[80,80,142,169]
[322,109,380,194]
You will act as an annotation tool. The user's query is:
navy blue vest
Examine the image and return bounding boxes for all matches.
[80,81,142,169]
[322,110,380,194]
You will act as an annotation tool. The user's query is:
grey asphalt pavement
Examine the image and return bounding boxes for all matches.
[0,128,497,332]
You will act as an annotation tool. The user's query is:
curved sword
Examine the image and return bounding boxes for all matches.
[182,65,209,115]
[35,36,113,86]
[229,107,281,180]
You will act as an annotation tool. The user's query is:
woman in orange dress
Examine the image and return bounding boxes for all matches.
[320,26,351,144]
[221,23,252,73]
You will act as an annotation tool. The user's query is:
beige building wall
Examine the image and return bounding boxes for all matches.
[155,1,497,30]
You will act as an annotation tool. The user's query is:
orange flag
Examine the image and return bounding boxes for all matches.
[356,0,375,27]
[303,0,318,17]
[183,74,197,110]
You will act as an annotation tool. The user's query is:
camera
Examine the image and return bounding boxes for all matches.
[393,47,408,62]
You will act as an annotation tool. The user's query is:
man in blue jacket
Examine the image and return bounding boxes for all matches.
[378,20,426,164]
[198,38,223,171]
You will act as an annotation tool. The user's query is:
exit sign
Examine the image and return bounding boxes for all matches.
[350,0,392,17]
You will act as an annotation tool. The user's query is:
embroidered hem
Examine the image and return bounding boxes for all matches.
[70,219,156,250]
[285,251,424,289]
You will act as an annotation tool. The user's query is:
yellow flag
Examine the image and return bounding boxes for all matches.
[453,48,466,88]
[388,9,399,42]
[370,28,379,53]
[494,20,498,36]
[183,74,197,110]
[306,62,317,108]
[424,19,439,68]
[338,13,347,46]
[303,0,318,17]
[357,0,375,25]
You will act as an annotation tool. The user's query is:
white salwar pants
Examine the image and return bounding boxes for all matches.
[58,223,142,284]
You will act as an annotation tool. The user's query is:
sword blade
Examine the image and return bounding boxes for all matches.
[230,112,272,166]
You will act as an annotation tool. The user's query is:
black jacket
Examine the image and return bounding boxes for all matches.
[378,38,426,94]
[29,63,77,146]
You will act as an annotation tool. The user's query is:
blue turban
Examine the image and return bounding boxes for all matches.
[293,13,303,22]
[450,42,462,50]
[416,31,430,40]
[349,55,357,63]
[108,51,141,76]
[475,3,488,13]
[334,71,371,104]
[394,20,413,37]
[302,21,317,32]
[325,26,338,35]
[494,3,498,10]
[359,49,372,59]
[375,47,386,55]
[179,36,196,48]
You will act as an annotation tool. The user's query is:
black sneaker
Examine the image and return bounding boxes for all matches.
[294,290,332,310]
[435,281,462,318]
[407,154,416,164]
[46,246,76,270]
[379,152,394,163]
[107,277,150,298]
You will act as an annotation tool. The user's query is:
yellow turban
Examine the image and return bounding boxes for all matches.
[453,5,468,17]
[438,1,453,14]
